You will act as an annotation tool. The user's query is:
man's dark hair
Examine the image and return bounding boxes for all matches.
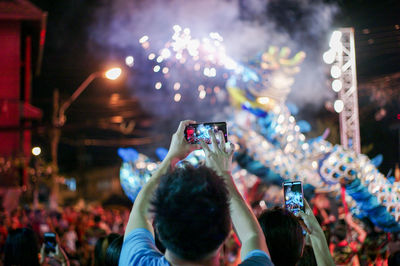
[258,206,304,266]
[151,164,231,261]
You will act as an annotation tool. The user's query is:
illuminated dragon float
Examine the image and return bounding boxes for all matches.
[119,27,400,232]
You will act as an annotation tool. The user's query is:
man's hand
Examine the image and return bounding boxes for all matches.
[199,130,235,175]
[165,120,200,162]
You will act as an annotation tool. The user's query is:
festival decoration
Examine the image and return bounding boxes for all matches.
[120,26,400,232]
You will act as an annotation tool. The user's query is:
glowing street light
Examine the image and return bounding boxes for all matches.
[104,67,122,80]
[57,67,122,126]
[32,146,41,156]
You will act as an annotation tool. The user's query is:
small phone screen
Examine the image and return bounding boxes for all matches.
[283,181,304,215]
[184,122,227,144]
[44,232,57,254]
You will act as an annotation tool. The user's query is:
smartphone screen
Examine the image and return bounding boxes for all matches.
[44,232,57,254]
[184,122,227,144]
[283,181,304,215]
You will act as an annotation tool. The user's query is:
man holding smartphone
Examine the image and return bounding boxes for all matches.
[119,120,272,265]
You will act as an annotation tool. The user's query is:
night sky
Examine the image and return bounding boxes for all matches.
[29,0,400,175]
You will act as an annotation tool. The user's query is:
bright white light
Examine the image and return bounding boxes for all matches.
[312,161,318,169]
[199,90,206,99]
[289,116,295,123]
[161,48,171,59]
[287,135,294,142]
[153,65,161,72]
[332,80,342,92]
[198,85,205,91]
[334,100,344,113]
[139,35,149,44]
[32,147,41,156]
[183,28,190,35]
[203,67,210,77]
[329,31,342,49]
[105,68,122,80]
[148,53,156,60]
[257,97,270,104]
[330,65,341,78]
[210,68,216,77]
[302,143,309,150]
[277,115,285,124]
[125,56,134,67]
[323,49,336,64]
[156,56,163,63]
[173,82,181,90]
[173,25,181,32]
[162,67,169,74]
[155,82,162,90]
[174,93,181,102]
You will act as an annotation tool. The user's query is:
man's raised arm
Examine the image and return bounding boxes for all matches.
[200,130,270,260]
[124,120,198,239]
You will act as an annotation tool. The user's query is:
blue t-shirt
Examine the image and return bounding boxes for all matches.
[119,228,274,265]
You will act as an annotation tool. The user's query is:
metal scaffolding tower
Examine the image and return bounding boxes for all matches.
[325,28,361,153]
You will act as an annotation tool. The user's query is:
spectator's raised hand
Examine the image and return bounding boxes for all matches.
[200,130,235,175]
[299,199,323,236]
[165,120,200,161]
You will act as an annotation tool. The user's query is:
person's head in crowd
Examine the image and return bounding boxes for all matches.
[258,206,304,266]
[94,233,120,266]
[4,227,40,266]
[332,223,347,242]
[151,163,231,262]
[105,235,123,266]
[94,215,102,225]
[388,251,400,266]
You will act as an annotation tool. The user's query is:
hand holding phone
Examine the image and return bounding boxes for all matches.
[283,181,305,215]
[184,122,227,144]
[44,232,57,255]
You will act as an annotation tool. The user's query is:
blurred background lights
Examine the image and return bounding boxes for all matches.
[156,56,163,63]
[334,99,344,113]
[104,67,122,80]
[139,35,149,43]
[125,56,134,67]
[330,65,341,78]
[153,65,161,72]
[148,53,156,60]
[155,82,162,90]
[174,93,181,102]
[173,82,181,90]
[32,146,41,156]
[161,48,171,59]
[199,90,206,99]
[332,79,342,92]
[163,67,169,74]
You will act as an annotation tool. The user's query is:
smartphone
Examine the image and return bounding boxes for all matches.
[44,232,57,254]
[184,122,227,144]
[283,181,304,215]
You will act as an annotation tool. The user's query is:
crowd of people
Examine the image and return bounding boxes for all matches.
[1,120,400,265]
[0,205,129,265]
